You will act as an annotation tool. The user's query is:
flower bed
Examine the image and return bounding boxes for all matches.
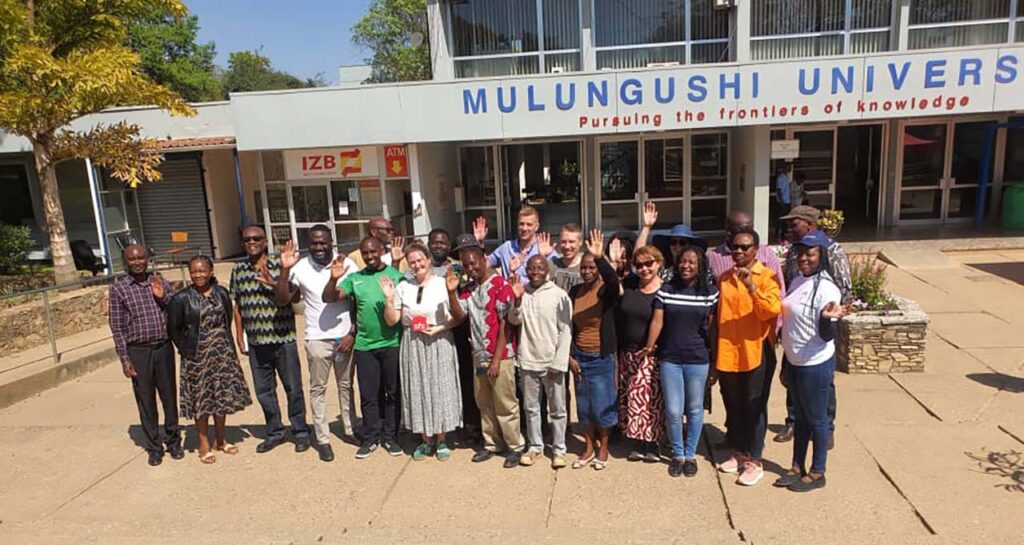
[836,295,928,373]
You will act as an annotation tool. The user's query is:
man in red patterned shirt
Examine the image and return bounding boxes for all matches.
[108,245,182,466]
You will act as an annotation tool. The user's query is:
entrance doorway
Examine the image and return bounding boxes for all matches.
[898,120,991,224]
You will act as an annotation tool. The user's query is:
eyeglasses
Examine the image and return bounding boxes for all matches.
[242,236,265,242]
[729,243,756,252]
[669,238,687,246]
[634,260,656,269]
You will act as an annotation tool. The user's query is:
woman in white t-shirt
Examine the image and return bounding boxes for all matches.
[775,231,847,493]
[381,243,465,461]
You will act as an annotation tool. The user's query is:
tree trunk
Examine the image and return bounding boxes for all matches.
[31,138,79,286]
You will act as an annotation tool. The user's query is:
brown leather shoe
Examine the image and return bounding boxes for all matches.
[773,424,795,443]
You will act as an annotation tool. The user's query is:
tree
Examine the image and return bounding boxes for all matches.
[352,0,431,83]
[125,5,222,102]
[221,49,323,94]
[0,0,194,285]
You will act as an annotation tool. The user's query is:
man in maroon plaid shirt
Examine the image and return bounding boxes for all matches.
[108,245,183,466]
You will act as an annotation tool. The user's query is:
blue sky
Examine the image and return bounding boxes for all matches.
[184,0,372,84]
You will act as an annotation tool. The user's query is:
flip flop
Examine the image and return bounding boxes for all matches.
[572,453,596,469]
[592,458,608,471]
[216,443,239,455]
[199,451,217,464]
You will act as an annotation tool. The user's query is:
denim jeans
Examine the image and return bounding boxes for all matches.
[660,361,709,460]
[571,349,617,428]
[784,355,836,431]
[786,355,835,474]
[249,342,309,442]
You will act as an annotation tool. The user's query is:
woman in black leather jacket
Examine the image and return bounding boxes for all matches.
[168,255,251,464]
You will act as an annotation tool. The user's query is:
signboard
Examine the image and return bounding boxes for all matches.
[384,145,409,177]
[283,146,379,179]
[233,46,1024,150]
[771,139,800,160]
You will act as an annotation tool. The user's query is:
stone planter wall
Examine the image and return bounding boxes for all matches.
[836,296,929,374]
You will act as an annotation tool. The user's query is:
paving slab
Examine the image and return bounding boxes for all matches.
[963,348,1024,376]
[880,248,960,270]
[927,312,1024,349]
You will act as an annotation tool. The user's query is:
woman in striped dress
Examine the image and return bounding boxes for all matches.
[381,243,465,461]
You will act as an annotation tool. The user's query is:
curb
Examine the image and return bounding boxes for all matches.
[0,347,118,410]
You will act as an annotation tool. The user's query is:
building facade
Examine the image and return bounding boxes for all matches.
[5,0,1024,265]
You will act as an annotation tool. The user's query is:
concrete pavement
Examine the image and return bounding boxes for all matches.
[1,250,1022,544]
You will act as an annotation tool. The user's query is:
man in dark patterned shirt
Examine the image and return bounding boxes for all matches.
[230,226,311,454]
[108,244,182,466]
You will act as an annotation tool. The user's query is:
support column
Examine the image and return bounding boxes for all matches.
[427,0,454,81]
[896,0,910,51]
[408,144,431,236]
[730,126,772,242]
[734,0,752,63]
[84,157,110,274]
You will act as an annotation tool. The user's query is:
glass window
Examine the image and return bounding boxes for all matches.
[793,130,835,194]
[644,138,685,199]
[1004,118,1024,181]
[265,185,290,224]
[691,133,728,198]
[594,0,728,68]
[0,164,34,227]
[751,0,892,60]
[951,122,994,186]
[460,146,497,207]
[261,151,285,181]
[331,180,382,219]
[451,0,539,56]
[500,142,582,232]
[455,56,540,78]
[291,185,330,223]
[595,0,684,47]
[691,198,728,232]
[909,0,1013,49]
[599,141,639,201]
[901,125,947,188]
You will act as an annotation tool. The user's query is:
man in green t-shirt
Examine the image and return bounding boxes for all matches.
[323,236,405,459]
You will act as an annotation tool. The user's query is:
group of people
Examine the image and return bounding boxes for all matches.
[109,203,851,492]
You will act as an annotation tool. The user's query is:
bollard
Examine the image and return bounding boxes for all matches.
[41,290,59,365]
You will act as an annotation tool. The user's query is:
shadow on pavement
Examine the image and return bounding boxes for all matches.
[965,372,1024,394]
[966,262,1024,285]
[965,449,1024,493]
[127,424,261,452]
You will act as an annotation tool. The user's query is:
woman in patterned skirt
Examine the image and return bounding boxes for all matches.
[168,255,252,464]
[615,245,665,463]
[381,244,465,461]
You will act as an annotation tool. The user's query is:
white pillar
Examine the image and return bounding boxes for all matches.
[734,0,752,63]
[427,0,454,81]
[896,0,910,51]
[581,0,596,71]
[408,143,431,236]
[731,126,772,242]
[84,157,110,271]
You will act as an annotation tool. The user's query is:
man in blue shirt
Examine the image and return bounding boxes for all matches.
[773,163,793,242]
[472,206,554,282]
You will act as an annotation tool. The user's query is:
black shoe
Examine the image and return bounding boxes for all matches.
[472,449,496,463]
[682,459,698,477]
[294,437,311,453]
[355,441,379,459]
[256,437,286,454]
[316,443,334,462]
[167,444,184,460]
[668,459,684,478]
[773,470,804,488]
[383,438,403,456]
[627,450,644,462]
[503,451,522,468]
[643,448,661,463]
[788,475,827,492]
[147,451,163,466]
[773,424,795,443]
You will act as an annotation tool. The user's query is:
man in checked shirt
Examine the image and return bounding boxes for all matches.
[108,245,183,466]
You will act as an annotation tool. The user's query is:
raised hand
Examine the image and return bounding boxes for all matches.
[329,255,351,280]
[509,248,528,275]
[508,272,525,300]
[821,301,849,320]
[473,216,489,244]
[379,276,396,299]
[609,237,623,264]
[537,231,554,257]
[586,229,605,259]
[150,272,165,299]
[391,235,405,263]
[642,201,659,228]
[279,239,300,269]
[445,265,460,292]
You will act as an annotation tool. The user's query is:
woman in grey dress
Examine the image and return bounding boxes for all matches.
[381,243,465,461]
[168,255,252,464]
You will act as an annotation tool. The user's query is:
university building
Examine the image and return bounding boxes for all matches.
[3,0,1024,270]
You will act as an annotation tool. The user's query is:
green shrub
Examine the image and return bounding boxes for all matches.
[849,256,898,312]
[0,223,34,275]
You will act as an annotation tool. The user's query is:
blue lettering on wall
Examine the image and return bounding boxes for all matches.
[463,88,487,114]
[720,73,741,100]
[924,59,946,88]
[655,77,675,104]
[958,58,982,86]
[497,86,517,113]
[621,78,643,105]
[687,75,707,102]
[996,54,1018,84]
[887,62,910,90]
[831,66,854,94]
[752,71,760,98]
[799,68,820,95]
[588,80,608,108]
[527,85,545,111]
[555,82,576,110]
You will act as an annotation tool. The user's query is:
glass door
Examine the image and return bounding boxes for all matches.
[597,138,641,232]
[947,121,989,221]
[643,137,686,228]
[458,145,503,240]
[499,142,583,235]
[772,128,837,209]
[289,182,333,249]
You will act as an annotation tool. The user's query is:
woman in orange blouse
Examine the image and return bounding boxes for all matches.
[714,227,782,487]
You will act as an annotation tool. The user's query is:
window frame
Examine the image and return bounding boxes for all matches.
[907,0,1021,48]
[748,0,895,60]
[591,0,730,68]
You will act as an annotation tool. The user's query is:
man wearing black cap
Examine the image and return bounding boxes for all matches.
[450,232,483,443]
[775,204,848,445]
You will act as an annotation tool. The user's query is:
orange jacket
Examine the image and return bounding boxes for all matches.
[716,261,782,373]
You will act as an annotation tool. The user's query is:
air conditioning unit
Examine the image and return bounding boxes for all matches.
[713,0,734,9]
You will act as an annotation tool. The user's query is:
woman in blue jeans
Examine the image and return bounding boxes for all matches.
[775,231,847,492]
[642,243,718,478]
[568,230,621,470]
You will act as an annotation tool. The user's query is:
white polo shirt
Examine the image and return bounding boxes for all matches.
[288,255,356,341]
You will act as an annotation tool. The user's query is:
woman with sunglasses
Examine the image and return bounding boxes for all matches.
[715,227,782,486]
[381,243,465,461]
[774,231,847,492]
[641,244,718,478]
[616,245,666,463]
[567,230,620,470]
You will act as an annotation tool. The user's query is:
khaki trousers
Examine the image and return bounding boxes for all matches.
[473,359,524,452]
[304,339,356,445]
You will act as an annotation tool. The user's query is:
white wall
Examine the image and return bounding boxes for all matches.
[731,125,772,242]
[72,102,234,141]
[410,142,461,237]
[202,149,243,259]
[238,151,262,225]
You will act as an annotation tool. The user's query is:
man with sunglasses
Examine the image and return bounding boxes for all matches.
[347,216,407,271]
[275,225,359,462]
[708,210,786,292]
[230,226,311,455]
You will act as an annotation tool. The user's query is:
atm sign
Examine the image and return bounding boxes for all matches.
[385,145,408,177]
